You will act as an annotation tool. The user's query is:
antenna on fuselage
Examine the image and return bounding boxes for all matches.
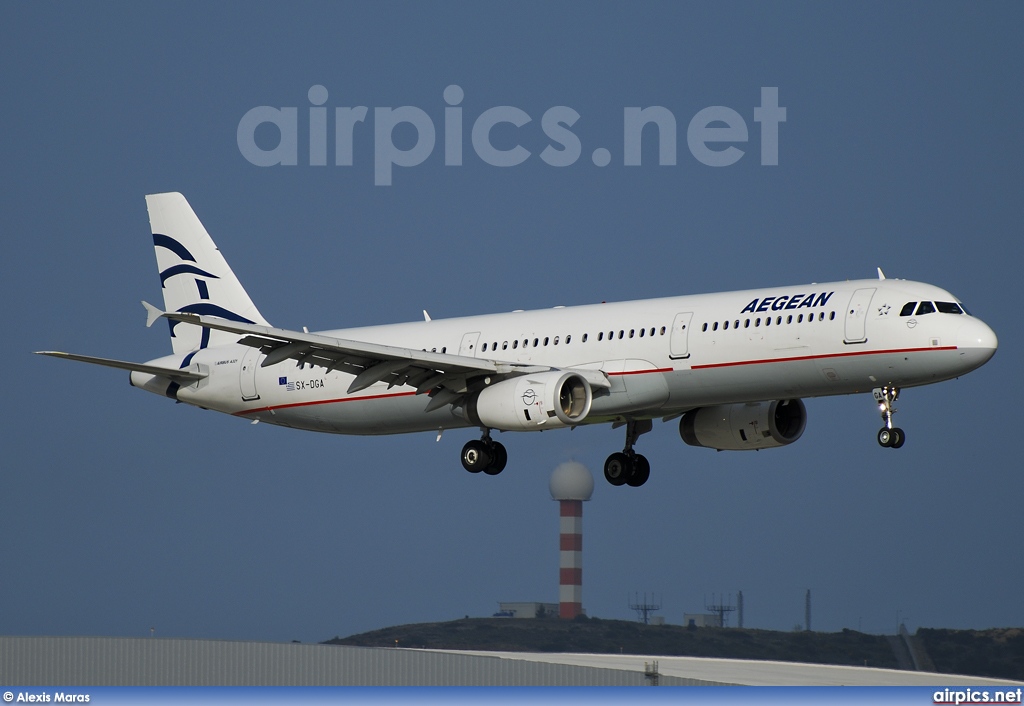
[877,267,886,280]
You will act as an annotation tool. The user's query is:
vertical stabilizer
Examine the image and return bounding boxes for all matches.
[145,192,270,355]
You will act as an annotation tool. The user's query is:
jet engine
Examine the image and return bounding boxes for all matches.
[679,399,806,451]
[464,371,592,431]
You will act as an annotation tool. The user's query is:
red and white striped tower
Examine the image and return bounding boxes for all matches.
[549,461,594,619]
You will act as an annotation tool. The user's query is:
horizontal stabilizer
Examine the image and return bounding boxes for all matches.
[35,351,207,383]
[142,300,163,328]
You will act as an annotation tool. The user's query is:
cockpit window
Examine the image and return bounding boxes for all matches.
[916,301,936,315]
[899,302,917,316]
[935,301,963,314]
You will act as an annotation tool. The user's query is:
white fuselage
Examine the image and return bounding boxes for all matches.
[131,278,997,437]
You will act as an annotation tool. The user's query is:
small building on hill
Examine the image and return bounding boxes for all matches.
[494,602,560,619]
[684,613,723,628]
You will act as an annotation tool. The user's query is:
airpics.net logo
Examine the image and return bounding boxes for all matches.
[237,85,786,186]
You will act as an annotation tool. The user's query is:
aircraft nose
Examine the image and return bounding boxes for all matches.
[957,318,998,367]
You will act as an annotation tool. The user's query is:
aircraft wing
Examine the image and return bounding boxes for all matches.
[157,308,575,411]
[35,351,207,383]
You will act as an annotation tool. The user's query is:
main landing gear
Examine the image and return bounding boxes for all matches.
[874,386,906,449]
[604,419,652,488]
[461,430,508,475]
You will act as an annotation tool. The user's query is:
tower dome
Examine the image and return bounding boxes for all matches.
[549,460,594,501]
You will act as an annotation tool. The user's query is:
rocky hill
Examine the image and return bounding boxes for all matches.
[327,617,898,669]
[326,618,1024,681]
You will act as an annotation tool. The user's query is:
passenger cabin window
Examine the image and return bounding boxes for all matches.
[935,301,964,314]
[916,301,936,315]
[900,302,917,316]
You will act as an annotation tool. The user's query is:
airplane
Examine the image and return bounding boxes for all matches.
[38,192,998,488]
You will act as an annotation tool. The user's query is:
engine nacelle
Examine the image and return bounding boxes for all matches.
[679,399,806,451]
[465,371,592,431]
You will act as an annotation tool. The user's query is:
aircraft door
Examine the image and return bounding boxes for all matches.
[459,332,481,357]
[844,288,875,344]
[669,312,693,359]
[239,347,261,400]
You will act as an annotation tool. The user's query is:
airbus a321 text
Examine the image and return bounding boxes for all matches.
[38,193,998,487]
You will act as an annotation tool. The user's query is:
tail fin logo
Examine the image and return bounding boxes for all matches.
[153,232,255,349]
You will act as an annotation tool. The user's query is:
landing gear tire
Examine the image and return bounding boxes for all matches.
[890,427,905,449]
[484,442,507,475]
[877,428,893,448]
[461,439,492,473]
[626,454,651,487]
[604,452,629,486]
[605,419,654,487]
[877,427,906,449]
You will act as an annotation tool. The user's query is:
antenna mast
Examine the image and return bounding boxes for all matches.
[705,593,737,628]
[628,592,662,625]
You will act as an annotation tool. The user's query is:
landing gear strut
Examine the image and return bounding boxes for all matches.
[604,419,652,487]
[461,430,508,475]
[873,386,906,449]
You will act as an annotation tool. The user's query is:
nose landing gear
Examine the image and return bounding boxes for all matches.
[873,386,905,449]
[604,419,652,487]
[461,430,508,475]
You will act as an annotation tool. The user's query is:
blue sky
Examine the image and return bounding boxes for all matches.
[1,2,1021,643]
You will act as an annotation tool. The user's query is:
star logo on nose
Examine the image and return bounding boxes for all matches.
[877,304,891,316]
